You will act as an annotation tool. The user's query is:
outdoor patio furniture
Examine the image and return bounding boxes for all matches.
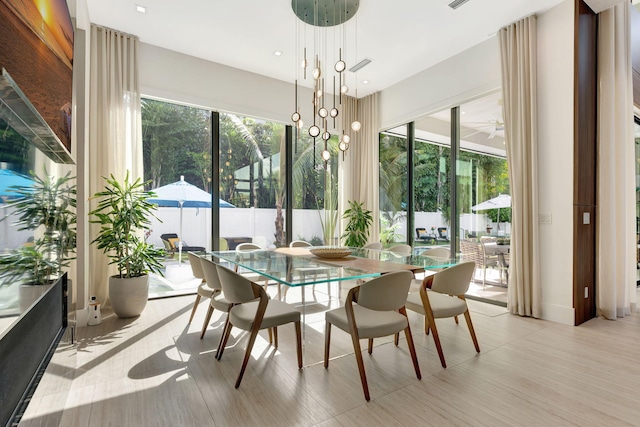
[437,227,449,241]
[160,233,205,258]
[415,227,431,242]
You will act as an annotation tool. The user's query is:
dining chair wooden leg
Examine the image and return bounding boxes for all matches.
[426,309,446,368]
[368,338,373,355]
[295,321,302,368]
[268,327,273,344]
[216,316,233,361]
[463,309,481,353]
[273,326,279,348]
[200,305,214,339]
[349,329,370,401]
[189,295,201,323]
[404,326,422,379]
[235,324,261,388]
[394,332,399,346]
[400,307,421,379]
[324,322,332,368]
[424,317,430,335]
[454,315,459,325]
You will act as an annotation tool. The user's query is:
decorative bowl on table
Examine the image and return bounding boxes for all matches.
[309,246,353,259]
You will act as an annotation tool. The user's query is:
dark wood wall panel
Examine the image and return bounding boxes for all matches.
[573,0,597,326]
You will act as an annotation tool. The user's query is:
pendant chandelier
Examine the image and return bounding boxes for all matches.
[291,0,361,164]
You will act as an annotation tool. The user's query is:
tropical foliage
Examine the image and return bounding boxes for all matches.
[90,172,164,278]
[0,170,76,285]
[341,201,373,248]
[141,98,339,247]
[379,132,509,225]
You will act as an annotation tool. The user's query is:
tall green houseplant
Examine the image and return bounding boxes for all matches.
[90,171,164,278]
[90,172,164,318]
[341,200,373,248]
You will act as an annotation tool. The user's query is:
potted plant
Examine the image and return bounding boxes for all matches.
[341,200,373,248]
[90,171,164,318]
[0,170,77,310]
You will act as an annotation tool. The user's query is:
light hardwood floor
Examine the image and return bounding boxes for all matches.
[18,285,640,427]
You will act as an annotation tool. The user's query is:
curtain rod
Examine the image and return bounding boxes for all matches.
[91,24,139,41]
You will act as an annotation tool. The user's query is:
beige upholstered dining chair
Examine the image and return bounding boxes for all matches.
[215,264,302,388]
[234,242,275,292]
[289,240,311,248]
[187,252,216,323]
[198,257,233,340]
[285,240,329,299]
[362,242,383,250]
[405,261,479,368]
[387,243,413,255]
[324,270,421,401]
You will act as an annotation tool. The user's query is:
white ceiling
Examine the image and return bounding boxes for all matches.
[85,0,564,98]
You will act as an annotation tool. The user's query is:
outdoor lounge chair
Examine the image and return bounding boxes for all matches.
[160,233,205,257]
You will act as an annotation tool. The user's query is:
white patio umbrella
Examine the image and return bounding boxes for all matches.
[471,194,511,232]
[147,176,235,261]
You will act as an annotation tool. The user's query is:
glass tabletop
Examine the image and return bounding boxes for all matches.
[209,247,458,287]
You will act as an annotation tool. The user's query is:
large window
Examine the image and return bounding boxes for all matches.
[379,92,510,302]
[142,99,333,297]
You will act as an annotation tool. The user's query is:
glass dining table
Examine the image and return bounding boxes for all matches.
[209,246,455,287]
[207,246,458,364]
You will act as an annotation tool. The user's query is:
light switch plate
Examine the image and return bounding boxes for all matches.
[583,212,590,225]
[539,213,552,224]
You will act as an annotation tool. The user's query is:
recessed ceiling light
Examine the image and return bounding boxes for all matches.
[274,50,283,56]
[362,80,369,84]
[135,4,146,13]
[461,111,466,115]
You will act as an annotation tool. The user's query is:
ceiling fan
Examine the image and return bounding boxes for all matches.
[461,116,504,140]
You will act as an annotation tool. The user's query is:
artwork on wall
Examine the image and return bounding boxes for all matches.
[0,0,74,151]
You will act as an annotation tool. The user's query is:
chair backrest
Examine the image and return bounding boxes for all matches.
[363,242,383,250]
[236,242,263,252]
[430,261,475,296]
[219,238,229,251]
[356,270,413,311]
[199,257,223,291]
[437,227,448,239]
[160,233,179,250]
[421,247,450,260]
[387,244,412,255]
[480,236,497,243]
[290,240,311,248]
[187,252,204,279]
[415,228,427,239]
[459,239,483,269]
[216,264,260,303]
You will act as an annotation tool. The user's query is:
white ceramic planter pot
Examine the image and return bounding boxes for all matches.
[109,275,149,318]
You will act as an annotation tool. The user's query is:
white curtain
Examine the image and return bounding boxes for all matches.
[499,16,541,317]
[597,3,636,319]
[89,25,143,303]
[339,93,380,244]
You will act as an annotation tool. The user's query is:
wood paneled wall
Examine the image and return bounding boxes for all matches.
[573,0,597,325]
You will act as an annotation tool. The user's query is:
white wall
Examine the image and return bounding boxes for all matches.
[536,0,576,324]
[139,43,311,125]
[379,37,502,130]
